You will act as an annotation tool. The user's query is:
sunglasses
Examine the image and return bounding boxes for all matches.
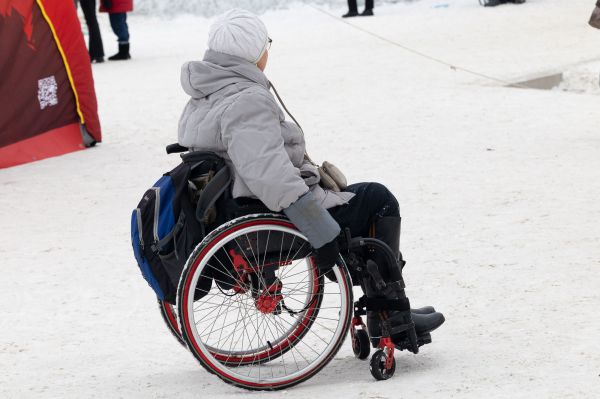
[267,37,272,51]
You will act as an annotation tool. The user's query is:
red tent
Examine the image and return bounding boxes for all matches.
[0,0,101,169]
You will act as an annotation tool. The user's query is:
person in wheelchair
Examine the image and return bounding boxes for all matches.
[177,9,444,348]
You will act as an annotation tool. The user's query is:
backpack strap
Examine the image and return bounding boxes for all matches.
[195,165,232,234]
[181,151,223,165]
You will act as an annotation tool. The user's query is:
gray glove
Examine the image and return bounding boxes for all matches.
[283,191,340,249]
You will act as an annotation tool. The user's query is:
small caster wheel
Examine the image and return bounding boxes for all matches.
[352,329,371,360]
[369,349,396,380]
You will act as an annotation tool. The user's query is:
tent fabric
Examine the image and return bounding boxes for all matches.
[0,0,101,168]
[37,0,101,140]
[0,123,84,169]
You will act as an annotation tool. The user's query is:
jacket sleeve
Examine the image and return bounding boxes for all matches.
[220,91,309,211]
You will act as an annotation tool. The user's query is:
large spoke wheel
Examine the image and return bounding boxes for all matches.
[177,215,353,390]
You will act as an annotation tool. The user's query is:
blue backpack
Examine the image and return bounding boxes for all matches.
[130,152,231,304]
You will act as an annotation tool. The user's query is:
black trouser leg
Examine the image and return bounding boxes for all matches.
[347,0,358,13]
[79,0,104,59]
[328,182,400,245]
[365,0,374,10]
[328,182,401,282]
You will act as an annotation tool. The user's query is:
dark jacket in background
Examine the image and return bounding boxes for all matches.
[100,0,133,14]
[78,0,104,59]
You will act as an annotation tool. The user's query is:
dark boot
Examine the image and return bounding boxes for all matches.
[372,217,437,314]
[373,216,403,278]
[108,43,131,61]
[412,306,436,314]
[366,216,445,346]
[343,0,359,17]
[366,281,444,346]
[361,0,374,15]
[368,310,445,341]
[410,312,445,335]
[482,0,506,6]
[367,305,436,342]
[365,278,413,346]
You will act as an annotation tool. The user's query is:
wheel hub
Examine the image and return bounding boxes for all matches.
[255,280,283,314]
[255,294,283,314]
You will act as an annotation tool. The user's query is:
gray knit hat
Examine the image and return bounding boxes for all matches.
[208,9,269,64]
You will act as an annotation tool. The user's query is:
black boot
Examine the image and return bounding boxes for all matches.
[342,11,359,17]
[343,0,359,17]
[365,277,413,346]
[108,43,131,61]
[360,9,374,16]
[482,0,506,6]
[365,273,444,344]
[412,306,436,314]
[372,217,437,315]
[366,216,445,346]
[367,309,445,343]
[411,312,445,335]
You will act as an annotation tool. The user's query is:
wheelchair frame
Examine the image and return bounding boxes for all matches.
[153,145,425,389]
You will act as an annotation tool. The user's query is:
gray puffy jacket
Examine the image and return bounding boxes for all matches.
[178,50,353,247]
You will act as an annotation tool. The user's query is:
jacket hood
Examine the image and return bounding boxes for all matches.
[180,50,269,98]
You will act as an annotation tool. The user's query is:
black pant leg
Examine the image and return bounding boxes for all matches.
[347,0,358,13]
[79,0,104,58]
[365,0,374,10]
[328,182,400,239]
[328,182,400,284]
[109,13,130,43]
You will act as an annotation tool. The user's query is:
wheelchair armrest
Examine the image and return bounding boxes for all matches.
[166,143,188,154]
[181,151,224,165]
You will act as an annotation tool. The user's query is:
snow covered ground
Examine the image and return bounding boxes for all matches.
[558,61,600,94]
[2,0,600,397]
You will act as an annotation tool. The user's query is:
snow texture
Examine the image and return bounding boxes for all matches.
[134,0,411,16]
[557,61,600,95]
[2,0,600,398]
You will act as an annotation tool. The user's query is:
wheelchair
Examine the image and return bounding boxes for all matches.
[156,144,429,390]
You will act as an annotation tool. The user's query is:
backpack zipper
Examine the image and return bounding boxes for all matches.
[152,187,161,250]
[135,208,144,249]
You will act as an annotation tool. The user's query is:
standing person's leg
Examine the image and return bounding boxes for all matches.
[80,0,105,62]
[362,0,374,15]
[108,12,131,60]
[342,0,359,18]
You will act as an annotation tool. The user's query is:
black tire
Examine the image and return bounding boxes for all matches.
[177,214,354,391]
[352,329,371,360]
[369,349,396,381]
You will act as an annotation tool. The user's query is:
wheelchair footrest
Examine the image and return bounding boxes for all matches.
[394,332,432,352]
